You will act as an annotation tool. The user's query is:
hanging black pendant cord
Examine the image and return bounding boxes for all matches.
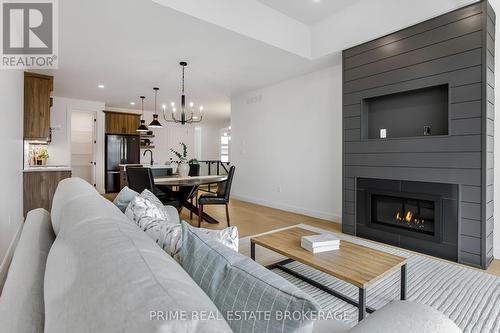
[141,96,145,119]
[154,87,158,116]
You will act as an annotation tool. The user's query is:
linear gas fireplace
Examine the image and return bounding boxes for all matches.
[356,178,457,262]
[368,191,441,243]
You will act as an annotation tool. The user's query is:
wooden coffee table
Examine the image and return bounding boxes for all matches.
[250,227,407,321]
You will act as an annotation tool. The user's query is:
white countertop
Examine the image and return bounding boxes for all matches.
[24,166,72,172]
[119,164,173,169]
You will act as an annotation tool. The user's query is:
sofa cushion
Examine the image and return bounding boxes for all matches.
[348,301,462,333]
[51,177,97,235]
[0,209,55,333]
[113,186,138,212]
[181,221,320,333]
[44,178,232,333]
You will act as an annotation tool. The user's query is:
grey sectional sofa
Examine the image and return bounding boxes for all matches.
[0,178,462,333]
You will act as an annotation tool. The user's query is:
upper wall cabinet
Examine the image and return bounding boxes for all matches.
[104,112,140,135]
[24,72,53,140]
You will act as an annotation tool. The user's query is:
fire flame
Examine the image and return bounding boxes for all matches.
[405,211,412,222]
[395,210,425,226]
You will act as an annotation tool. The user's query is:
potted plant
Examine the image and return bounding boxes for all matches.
[170,142,190,177]
[36,147,49,165]
[188,158,200,176]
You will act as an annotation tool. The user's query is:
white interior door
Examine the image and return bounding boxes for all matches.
[71,111,96,185]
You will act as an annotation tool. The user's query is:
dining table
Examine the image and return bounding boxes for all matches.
[154,175,227,224]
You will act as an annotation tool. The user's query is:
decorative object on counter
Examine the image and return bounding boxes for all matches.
[188,159,200,177]
[170,142,190,177]
[35,146,49,165]
[136,96,149,132]
[162,61,203,125]
[148,87,163,128]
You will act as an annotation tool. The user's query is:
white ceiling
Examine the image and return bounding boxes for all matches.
[257,0,359,25]
[38,0,478,121]
[41,0,336,121]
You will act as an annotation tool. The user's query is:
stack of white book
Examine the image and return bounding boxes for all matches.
[301,234,340,254]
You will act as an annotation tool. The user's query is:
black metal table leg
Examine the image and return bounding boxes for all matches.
[180,185,220,224]
[401,264,407,300]
[267,259,376,317]
[358,288,366,321]
[250,242,256,260]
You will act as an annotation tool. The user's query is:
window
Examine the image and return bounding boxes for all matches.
[220,127,230,163]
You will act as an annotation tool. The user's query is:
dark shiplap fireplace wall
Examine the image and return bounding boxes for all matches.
[342,1,495,269]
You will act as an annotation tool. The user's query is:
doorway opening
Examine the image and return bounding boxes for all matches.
[70,111,97,186]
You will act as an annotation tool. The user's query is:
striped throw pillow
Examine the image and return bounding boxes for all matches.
[181,221,319,333]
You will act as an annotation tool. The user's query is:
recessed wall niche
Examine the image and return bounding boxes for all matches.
[361,84,449,140]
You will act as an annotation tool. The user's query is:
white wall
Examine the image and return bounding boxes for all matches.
[231,60,342,222]
[48,97,106,192]
[0,71,24,263]
[201,119,230,161]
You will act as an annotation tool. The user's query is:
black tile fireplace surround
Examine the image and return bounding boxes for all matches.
[356,178,458,262]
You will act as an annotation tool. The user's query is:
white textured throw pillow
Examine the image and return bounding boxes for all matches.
[124,189,238,261]
[160,223,239,261]
[125,189,171,221]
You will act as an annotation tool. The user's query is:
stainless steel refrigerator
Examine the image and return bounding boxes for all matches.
[105,134,140,193]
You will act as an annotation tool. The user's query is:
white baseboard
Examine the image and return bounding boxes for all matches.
[0,222,23,294]
[231,193,342,223]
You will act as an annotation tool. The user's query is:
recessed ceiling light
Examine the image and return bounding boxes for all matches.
[130,102,135,105]
[98,84,105,89]
[312,0,321,3]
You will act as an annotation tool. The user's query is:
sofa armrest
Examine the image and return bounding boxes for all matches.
[312,319,350,333]
[348,301,462,333]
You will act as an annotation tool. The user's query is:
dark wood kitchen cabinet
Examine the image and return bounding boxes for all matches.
[104,112,140,135]
[23,170,71,217]
[24,72,53,140]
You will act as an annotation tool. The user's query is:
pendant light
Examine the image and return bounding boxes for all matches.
[162,61,203,125]
[149,87,163,128]
[136,96,149,132]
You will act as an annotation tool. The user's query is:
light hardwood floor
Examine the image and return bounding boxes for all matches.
[104,193,500,277]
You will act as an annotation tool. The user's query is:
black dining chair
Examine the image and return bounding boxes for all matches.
[198,166,235,227]
[126,167,180,209]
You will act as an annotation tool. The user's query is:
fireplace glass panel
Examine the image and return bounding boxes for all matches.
[371,194,435,235]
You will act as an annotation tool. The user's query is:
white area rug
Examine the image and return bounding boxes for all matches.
[239,224,500,333]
